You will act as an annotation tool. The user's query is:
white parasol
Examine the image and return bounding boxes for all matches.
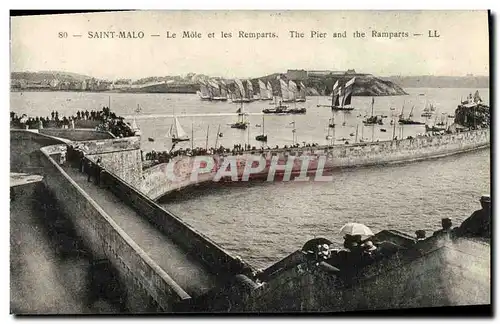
[339,223,374,237]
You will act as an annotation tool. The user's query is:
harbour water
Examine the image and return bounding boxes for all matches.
[11,88,490,269]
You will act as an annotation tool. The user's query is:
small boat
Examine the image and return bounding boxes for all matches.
[399,105,425,125]
[380,128,387,132]
[328,117,335,128]
[231,122,247,130]
[362,98,383,125]
[255,124,261,127]
[425,124,447,132]
[148,137,155,142]
[448,115,455,118]
[255,134,268,142]
[421,102,435,117]
[349,133,355,136]
[169,116,190,143]
[231,105,248,129]
[419,93,425,96]
[255,115,268,142]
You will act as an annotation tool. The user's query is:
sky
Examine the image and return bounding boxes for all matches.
[10,10,490,80]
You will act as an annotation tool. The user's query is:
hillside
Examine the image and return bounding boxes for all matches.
[256,73,408,96]
[11,70,408,96]
[11,71,92,83]
[383,75,489,88]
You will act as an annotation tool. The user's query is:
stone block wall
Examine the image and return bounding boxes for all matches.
[39,146,191,312]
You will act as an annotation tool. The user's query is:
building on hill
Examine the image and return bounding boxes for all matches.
[287,69,307,80]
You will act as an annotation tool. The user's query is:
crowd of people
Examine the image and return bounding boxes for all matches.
[143,142,323,167]
[66,144,104,185]
[10,106,136,138]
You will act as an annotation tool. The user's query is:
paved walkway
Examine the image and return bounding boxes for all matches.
[63,166,219,298]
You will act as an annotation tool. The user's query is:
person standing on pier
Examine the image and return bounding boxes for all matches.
[87,160,93,182]
[454,195,491,239]
[95,158,102,185]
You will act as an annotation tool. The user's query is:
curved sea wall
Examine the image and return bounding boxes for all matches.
[142,129,490,200]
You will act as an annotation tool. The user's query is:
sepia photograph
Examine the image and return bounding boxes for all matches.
[9,10,491,315]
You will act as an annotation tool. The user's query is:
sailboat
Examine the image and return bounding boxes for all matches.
[131,104,142,135]
[231,105,248,130]
[197,80,212,100]
[244,80,255,102]
[207,79,227,101]
[266,81,274,102]
[363,97,383,125]
[328,115,336,128]
[218,80,229,101]
[332,78,356,111]
[170,116,190,143]
[255,115,267,142]
[425,113,447,132]
[280,78,294,103]
[399,105,425,125]
[288,80,307,114]
[258,80,273,100]
[296,82,307,102]
[231,79,246,103]
[421,101,435,117]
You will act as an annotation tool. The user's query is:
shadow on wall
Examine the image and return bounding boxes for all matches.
[10,182,129,314]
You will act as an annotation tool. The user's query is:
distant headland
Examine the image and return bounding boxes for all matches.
[10,70,488,96]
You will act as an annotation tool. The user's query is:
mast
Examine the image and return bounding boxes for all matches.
[191,120,194,150]
[247,123,250,149]
[371,97,375,117]
[262,114,265,135]
[215,124,221,148]
[205,124,209,150]
[332,122,335,146]
[355,124,359,143]
[409,105,415,119]
[392,117,396,140]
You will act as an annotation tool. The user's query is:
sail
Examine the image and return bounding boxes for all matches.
[266,81,273,99]
[246,80,254,99]
[298,82,307,100]
[200,83,211,98]
[288,80,298,101]
[331,80,340,107]
[342,77,356,106]
[423,101,430,112]
[220,84,228,97]
[173,117,189,140]
[235,79,246,98]
[430,103,436,112]
[209,80,221,97]
[474,90,483,103]
[258,80,267,99]
[219,80,228,98]
[280,79,291,101]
